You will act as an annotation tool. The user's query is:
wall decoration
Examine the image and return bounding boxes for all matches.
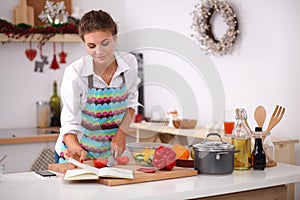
[191,0,239,55]
[0,19,78,45]
[50,42,59,70]
[25,41,37,61]
[58,42,67,63]
[27,0,72,26]
[38,1,69,25]
[34,46,48,73]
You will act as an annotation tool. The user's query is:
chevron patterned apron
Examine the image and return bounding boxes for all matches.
[58,73,128,163]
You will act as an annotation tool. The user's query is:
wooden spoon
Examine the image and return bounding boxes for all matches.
[254,105,267,128]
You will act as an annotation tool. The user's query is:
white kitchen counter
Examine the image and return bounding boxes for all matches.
[1,163,300,200]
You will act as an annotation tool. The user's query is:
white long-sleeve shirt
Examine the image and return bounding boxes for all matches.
[55,51,139,154]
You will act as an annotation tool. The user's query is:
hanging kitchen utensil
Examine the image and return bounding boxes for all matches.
[25,40,37,61]
[58,42,67,64]
[50,42,59,70]
[34,45,48,73]
[254,105,267,128]
[265,105,285,133]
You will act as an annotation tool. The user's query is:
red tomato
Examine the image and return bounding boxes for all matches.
[152,146,176,171]
[93,158,108,168]
[116,156,130,165]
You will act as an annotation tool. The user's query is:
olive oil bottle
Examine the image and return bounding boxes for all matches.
[232,108,252,170]
[50,80,61,126]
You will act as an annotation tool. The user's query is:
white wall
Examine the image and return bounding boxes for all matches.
[1,0,300,197]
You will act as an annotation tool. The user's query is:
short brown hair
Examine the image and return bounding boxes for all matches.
[78,10,118,41]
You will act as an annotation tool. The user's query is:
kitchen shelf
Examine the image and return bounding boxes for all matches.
[0,33,81,43]
[0,127,59,145]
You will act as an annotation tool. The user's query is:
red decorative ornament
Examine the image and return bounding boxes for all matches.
[58,42,67,63]
[50,42,59,70]
[25,41,37,61]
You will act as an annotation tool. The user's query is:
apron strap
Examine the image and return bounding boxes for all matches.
[88,75,94,88]
[121,72,125,84]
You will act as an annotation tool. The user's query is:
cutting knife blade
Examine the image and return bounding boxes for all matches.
[107,155,116,167]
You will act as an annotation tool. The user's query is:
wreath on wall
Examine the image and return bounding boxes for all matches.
[191,0,239,56]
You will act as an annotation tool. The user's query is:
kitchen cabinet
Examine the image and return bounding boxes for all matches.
[0,33,81,43]
[130,122,299,200]
[0,127,59,173]
[272,136,298,200]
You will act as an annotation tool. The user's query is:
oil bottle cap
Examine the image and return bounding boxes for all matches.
[255,127,262,132]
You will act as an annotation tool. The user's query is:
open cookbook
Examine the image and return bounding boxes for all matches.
[63,158,134,181]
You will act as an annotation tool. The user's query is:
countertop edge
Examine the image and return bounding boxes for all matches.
[0,134,59,145]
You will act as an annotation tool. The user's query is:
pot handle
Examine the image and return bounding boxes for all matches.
[205,133,223,142]
[216,152,228,160]
[216,150,240,160]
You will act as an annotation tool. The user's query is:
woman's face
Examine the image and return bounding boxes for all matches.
[84,31,116,66]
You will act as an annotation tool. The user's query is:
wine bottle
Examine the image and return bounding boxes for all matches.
[50,80,61,127]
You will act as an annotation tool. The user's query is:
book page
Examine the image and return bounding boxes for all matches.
[98,167,134,179]
[68,158,99,174]
[68,158,134,179]
[64,169,98,180]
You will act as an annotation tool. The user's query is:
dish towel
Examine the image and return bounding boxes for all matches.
[31,147,55,171]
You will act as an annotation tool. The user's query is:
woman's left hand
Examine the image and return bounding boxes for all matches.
[111,130,126,158]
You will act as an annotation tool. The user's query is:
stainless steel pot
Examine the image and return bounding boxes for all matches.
[193,133,239,174]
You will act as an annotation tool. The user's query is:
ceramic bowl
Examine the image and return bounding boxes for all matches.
[172,119,197,129]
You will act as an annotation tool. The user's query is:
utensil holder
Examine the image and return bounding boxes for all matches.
[263,133,275,162]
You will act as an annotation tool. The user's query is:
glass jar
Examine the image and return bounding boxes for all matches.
[36,101,50,128]
[231,108,252,170]
[263,132,275,162]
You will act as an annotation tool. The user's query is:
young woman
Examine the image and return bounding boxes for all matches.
[55,10,139,163]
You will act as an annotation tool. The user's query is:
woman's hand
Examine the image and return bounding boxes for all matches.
[111,130,126,158]
[111,108,135,158]
[65,147,87,163]
[64,133,86,162]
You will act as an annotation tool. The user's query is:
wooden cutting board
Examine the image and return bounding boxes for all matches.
[48,161,198,186]
[13,0,34,26]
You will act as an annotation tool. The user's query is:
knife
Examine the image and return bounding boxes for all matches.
[107,155,116,167]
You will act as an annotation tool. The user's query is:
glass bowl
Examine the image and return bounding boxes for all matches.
[126,142,172,167]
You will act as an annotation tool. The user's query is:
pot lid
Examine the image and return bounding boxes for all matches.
[193,133,234,152]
